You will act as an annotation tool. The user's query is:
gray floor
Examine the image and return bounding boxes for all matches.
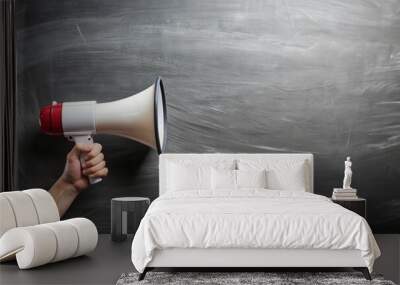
[374,235,400,284]
[1,234,398,285]
[0,235,134,285]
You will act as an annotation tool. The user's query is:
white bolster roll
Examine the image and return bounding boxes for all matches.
[0,196,17,237]
[1,191,39,227]
[65,218,98,257]
[23,189,60,224]
[0,218,98,269]
[0,226,57,269]
[42,221,79,263]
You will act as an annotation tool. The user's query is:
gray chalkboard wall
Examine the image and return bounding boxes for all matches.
[16,0,400,233]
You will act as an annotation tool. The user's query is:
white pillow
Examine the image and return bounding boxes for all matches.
[236,169,267,189]
[238,159,307,191]
[211,168,236,191]
[166,159,235,192]
[211,169,267,192]
[167,163,211,191]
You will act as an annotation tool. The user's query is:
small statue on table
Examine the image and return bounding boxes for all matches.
[343,156,353,189]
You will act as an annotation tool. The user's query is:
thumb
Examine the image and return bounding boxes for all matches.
[69,143,93,159]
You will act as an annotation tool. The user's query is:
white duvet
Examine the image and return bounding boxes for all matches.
[131,190,380,273]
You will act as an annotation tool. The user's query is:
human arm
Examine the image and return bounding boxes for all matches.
[49,143,108,217]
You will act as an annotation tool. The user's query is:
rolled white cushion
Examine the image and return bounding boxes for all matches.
[0,196,17,237]
[0,218,98,269]
[42,221,79,262]
[23,189,59,224]
[65,218,98,257]
[0,225,57,269]
[1,191,39,227]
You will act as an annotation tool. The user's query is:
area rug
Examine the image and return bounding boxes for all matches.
[116,272,396,285]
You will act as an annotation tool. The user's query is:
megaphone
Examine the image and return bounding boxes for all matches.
[39,77,167,184]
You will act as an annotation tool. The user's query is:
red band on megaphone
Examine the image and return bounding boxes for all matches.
[39,103,63,135]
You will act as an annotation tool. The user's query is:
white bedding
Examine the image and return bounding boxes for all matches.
[131,190,380,273]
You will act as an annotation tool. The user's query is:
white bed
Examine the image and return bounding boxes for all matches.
[131,154,380,280]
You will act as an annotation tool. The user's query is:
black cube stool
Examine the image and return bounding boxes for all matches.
[111,197,150,242]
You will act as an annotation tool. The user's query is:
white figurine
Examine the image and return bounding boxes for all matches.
[343,156,352,189]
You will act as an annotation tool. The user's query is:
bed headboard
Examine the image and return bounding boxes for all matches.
[159,153,314,196]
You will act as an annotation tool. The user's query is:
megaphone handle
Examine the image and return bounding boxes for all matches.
[71,135,102,185]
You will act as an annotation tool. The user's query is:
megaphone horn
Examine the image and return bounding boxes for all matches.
[39,77,167,184]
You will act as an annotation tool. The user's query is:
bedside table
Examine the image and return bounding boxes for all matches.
[331,198,366,219]
[111,197,150,242]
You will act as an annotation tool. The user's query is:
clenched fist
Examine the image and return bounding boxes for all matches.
[62,143,108,192]
[49,143,108,217]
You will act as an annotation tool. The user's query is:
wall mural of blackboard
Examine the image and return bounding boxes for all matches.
[16,0,400,233]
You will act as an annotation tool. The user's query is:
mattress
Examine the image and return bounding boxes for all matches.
[131,190,380,273]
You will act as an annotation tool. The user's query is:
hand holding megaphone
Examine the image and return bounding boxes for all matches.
[39,77,167,185]
[63,143,107,189]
